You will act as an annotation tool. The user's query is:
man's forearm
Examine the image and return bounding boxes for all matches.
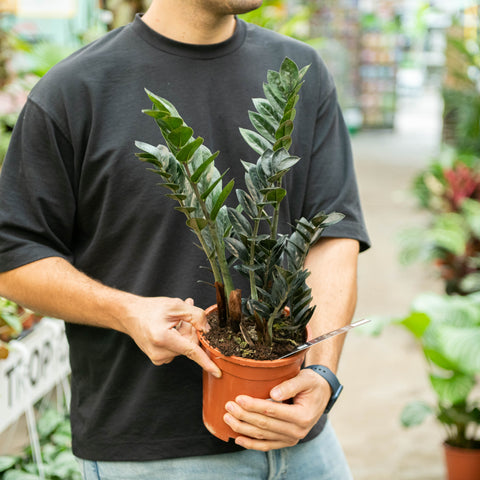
[0,257,135,333]
[0,256,222,375]
[304,238,359,373]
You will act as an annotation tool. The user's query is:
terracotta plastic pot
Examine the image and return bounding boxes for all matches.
[444,442,480,480]
[198,304,307,442]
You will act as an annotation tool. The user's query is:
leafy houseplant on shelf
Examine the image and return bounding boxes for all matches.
[136,58,344,441]
[397,292,480,480]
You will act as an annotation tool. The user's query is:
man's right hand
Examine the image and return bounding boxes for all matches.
[123,296,222,378]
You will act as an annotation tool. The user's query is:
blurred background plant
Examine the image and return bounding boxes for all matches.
[397,292,480,449]
[399,150,480,295]
[0,408,81,480]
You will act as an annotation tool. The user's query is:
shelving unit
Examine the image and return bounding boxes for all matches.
[358,30,398,128]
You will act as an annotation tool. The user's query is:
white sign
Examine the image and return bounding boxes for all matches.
[0,319,70,433]
[16,0,77,18]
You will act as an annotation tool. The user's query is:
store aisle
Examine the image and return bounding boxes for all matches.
[331,88,447,480]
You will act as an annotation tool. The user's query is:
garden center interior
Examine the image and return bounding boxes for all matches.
[0,1,479,479]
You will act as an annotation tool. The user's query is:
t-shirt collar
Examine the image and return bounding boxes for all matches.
[130,13,247,59]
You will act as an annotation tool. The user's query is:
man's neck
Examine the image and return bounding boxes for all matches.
[142,0,236,45]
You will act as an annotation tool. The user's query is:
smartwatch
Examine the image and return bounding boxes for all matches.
[303,364,343,414]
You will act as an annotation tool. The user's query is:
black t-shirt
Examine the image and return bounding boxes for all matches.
[0,16,370,460]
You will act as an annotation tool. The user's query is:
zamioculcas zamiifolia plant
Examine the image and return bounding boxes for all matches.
[135,58,343,357]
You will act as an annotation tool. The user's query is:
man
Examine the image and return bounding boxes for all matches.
[0,0,370,478]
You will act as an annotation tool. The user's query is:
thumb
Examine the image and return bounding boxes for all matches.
[270,375,306,402]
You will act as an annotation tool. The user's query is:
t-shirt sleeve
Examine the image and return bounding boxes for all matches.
[302,86,370,252]
[0,98,76,272]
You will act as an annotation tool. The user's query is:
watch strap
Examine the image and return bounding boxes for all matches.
[303,364,343,414]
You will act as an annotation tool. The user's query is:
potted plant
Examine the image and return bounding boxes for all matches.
[399,151,480,295]
[135,58,343,440]
[396,292,480,480]
[0,297,42,359]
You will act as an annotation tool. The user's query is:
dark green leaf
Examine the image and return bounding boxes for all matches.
[186,217,208,231]
[168,126,194,149]
[225,237,250,262]
[155,115,184,132]
[279,57,299,90]
[175,206,196,215]
[177,137,204,163]
[190,151,218,183]
[145,90,180,117]
[227,208,252,237]
[165,193,187,201]
[273,135,292,152]
[298,64,310,82]
[237,189,258,219]
[200,170,229,200]
[275,120,294,140]
[211,179,234,220]
[145,89,172,114]
[265,187,286,204]
[284,95,299,117]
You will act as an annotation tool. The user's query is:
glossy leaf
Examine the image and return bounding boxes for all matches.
[228,207,252,238]
[168,126,194,149]
[252,97,282,123]
[249,111,276,143]
[279,57,299,90]
[177,137,204,164]
[186,217,208,231]
[201,170,229,200]
[190,150,218,182]
[225,237,250,262]
[237,190,258,219]
[239,128,273,156]
[210,179,234,221]
[263,82,285,112]
[273,135,292,152]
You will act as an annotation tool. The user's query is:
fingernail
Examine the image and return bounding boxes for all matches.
[235,438,245,447]
[271,387,282,400]
[225,402,235,413]
[224,413,233,424]
[213,369,222,379]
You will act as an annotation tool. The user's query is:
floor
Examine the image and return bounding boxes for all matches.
[332,89,448,480]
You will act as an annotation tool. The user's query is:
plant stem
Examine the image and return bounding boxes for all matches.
[270,181,282,240]
[184,164,234,299]
[248,207,263,301]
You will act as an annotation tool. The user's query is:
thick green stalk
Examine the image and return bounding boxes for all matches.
[270,181,282,240]
[184,164,234,299]
[248,212,262,301]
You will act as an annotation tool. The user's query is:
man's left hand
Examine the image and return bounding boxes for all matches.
[223,368,331,451]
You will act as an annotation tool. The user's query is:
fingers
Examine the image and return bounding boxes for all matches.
[166,297,210,333]
[163,327,222,378]
[224,371,332,451]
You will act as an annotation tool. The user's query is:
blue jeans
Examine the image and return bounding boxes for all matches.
[77,420,352,480]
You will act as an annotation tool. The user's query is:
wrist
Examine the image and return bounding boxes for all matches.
[303,364,343,414]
